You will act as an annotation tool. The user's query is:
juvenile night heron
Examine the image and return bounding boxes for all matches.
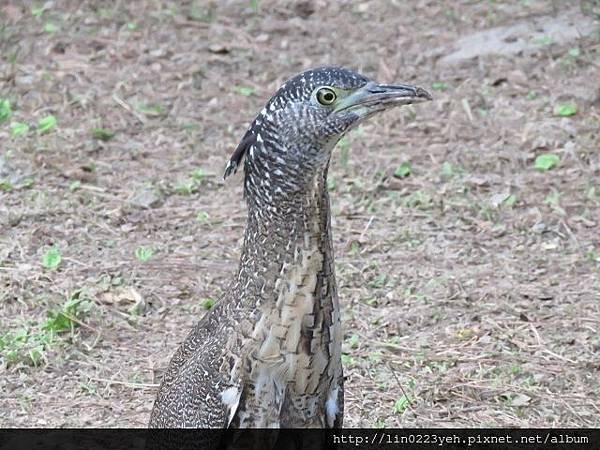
[150,66,431,428]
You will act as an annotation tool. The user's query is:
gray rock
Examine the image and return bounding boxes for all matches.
[440,8,597,64]
[129,186,164,209]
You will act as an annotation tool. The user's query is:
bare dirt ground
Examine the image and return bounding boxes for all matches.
[1,0,599,428]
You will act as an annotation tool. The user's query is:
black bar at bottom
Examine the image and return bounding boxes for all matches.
[0,428,597,450]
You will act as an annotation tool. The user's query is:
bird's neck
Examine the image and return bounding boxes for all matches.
[234,171,336,311]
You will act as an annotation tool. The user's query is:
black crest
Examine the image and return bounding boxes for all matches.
[223,128,255,180]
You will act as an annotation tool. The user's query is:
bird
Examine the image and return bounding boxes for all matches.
[149,66,431,429]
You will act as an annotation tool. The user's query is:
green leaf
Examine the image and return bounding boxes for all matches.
[553,102,577,117]
[233,86,256,96]
[441,161,454,178]
[341,354,356,367]
[503,194,517,207]
[191,168,206,181]
[394,161,412,178]
[0,99,12,123]
[201,298,215,310]
[31,5,46,18]
[42,311,72,332]
[43,23,58,33]
[431,81,448,91]
[393,395,410,414]
[91,128,115,141]
[10,122,29,137]
[42,246,62,269]
[348,334,360,349]
[38,115,57,134]
[534,153,560,171]
[137,103,166,117]
[568,47,580,58]
[533,36,553,46]
[135,246,154,262]
[174,179,197,195]
[196,211,210,223]
[0,180,13,192]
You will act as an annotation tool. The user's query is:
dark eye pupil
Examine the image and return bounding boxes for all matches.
[318,89,335,104]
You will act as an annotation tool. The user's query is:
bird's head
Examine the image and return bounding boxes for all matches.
[224,66,431,203]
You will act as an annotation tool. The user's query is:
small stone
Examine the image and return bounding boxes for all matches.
[130,187,163,209]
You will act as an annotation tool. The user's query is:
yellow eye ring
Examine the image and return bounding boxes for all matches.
[316,87,337,105]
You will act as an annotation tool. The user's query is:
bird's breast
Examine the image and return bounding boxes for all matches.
[234,229,342,427]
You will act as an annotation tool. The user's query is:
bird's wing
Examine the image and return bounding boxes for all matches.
[150,303,243,428]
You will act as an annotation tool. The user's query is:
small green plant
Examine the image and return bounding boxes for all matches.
[394,161,412,178]
[42,246,61,269]
[534,153,560,171]
[441,161,457,178]
[553,102,577,117]
[135,246,154,262]
[91,128,115,141]
[188,3,215,22]
[38,115,57,134]
[393,394,410,414]
[0,99,12,123]
[341,354,356,367]
[533,35,553,46]
[431,81,448,91]
[526,90,538,100]
[0,327,54,367]
[42,292,94,333]
[347,334,359,350]
[510,364,523,376]
[43,23,58,33]
[586,249,599,262]
[201,298,215,310]
[503,194,517,207]
[371,273,388,288]
[31,5,47,18]
[10,122,29,137]
[174,179,197,195]
[544,191,561,205]
[175,169,207,195]
[191,168,206,181]
[137,103,166,117]
[0,180,13,192]
[374,418,386,428]
[233,86,255,96]
[403,190,434,209]
[196,211,210,223]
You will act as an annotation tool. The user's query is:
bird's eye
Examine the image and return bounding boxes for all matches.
[316,87,337,105]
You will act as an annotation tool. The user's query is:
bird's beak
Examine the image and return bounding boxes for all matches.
[334,81,432,115]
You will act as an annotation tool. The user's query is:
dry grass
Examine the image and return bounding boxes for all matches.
[1,0,599,427]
